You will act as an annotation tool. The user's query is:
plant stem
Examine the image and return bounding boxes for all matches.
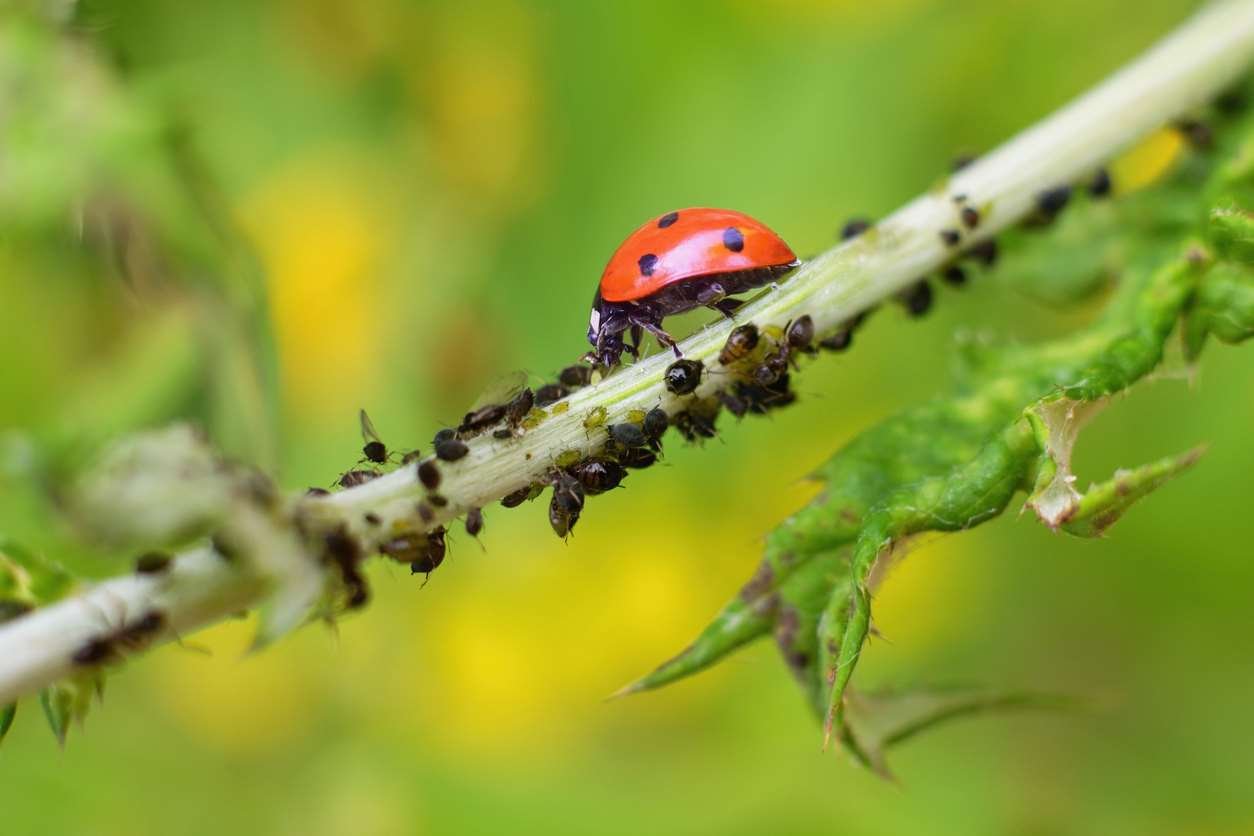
[0,0,1251,708]
[325,0,1254,530]
[0,547,268,705]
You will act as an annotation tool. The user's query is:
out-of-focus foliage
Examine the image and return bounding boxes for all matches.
[2,1,1253,835]
[627,103,1253,775]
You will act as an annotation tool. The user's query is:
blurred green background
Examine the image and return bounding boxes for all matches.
[2,0,1253,834]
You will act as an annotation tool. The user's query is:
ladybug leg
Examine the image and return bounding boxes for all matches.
[707,297,744,320]
[629,313,680,357]
[627,325,643,358]
[695,282,726,305]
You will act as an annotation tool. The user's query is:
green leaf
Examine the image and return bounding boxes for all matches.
[1183,261,1254,360]
[38,679,96,748]
[39,686,72,747]
[842,686,1079,779]
[616,549,850,700]
[1207,206,1254,263]
[631,100,1254,767]
[1061,446,1205,538]
[0,535,74,605]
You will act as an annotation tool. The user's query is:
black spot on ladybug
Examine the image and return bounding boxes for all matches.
[723,227,745,252]
[939,229,961,247]
[638,253,659,277]
[658,211,679,228]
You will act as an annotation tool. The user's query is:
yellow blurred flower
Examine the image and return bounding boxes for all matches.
[240,155,395,416]
[356,485,759,760]
[409,1,545,214]
[1111,127,1186,194]
[148,617,319,754]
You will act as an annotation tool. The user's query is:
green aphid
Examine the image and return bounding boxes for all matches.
[761,324,785,342]
[583,405,608,432]
[625,409,647,424]
[554,449,583,469]
[552,402,570,415]
[520,407,548,430]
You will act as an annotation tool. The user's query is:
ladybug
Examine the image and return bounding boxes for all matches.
[587,208,799,368]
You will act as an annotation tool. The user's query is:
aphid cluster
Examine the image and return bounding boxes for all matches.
[832,145,1112,324]
[319,103,1233,594]
[491,402,669,539]
[71,609,167,667]
[457,384,535,441]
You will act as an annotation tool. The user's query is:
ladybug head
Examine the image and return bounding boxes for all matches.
[587,291,629,368]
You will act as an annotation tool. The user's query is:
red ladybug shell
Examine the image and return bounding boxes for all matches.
[598,207,798,303]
